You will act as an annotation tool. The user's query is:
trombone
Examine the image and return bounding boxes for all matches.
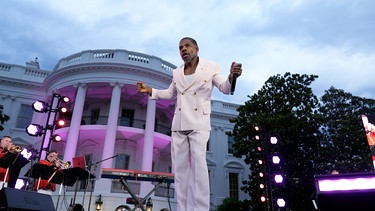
[10,145,22,153]
[55,158,71,169]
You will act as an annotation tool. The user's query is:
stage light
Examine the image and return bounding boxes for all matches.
[56,119,66,127]
[276,198,286,207]
[15,178,27,190]
[60,106,68,113]
[260,183,265,189]
[274,174,284,183]
[259,172,264,177]
[95,194,103,211]
[260,196,266,202]
[257,146,262,151]
[254,125,261,140]
[61,96,70,103]
[51,134,62,142]
[21,148,33,160]
[270,136,278,144]
[272,155,281,164]
[32,100,48,113]
[26,124,43,136]
[258,159,263,165]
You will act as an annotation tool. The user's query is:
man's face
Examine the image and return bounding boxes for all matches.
[179,39,199,64]
[1,137,12,148]
[47,152,58,162]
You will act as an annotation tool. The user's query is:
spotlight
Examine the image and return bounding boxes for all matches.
[26,124,44,136]
[60,107,68,113]
[56,119,66,127]
[276,198,286,207]
[272,155,281,164]
[32,100,48,113]
[274,174,284,183]
[60,96,70,103]
[21,148,33,160]
[260,196,266,202]
[15,178,27,190]
[51,134,62,142]
[270,136,278,144]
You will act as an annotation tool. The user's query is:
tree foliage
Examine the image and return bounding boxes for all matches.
[315,86,375,174]
[0,105,10,131]
[229,72,375,210]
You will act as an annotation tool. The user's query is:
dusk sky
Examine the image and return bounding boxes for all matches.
[1,0,374,104]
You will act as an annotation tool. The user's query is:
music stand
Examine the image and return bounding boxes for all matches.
[24,163,62,189]
[62,167,95,206]
[0,152,29,188]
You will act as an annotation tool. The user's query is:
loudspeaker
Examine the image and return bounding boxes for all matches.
[318,190,375,211]
[0,188,55,211]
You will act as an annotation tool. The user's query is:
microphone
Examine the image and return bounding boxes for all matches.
[230,62,241,95]
[230,73,239,95]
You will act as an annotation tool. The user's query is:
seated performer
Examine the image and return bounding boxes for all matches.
[33,150,61,195]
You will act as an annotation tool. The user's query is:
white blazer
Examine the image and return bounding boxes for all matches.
[151,58,231,131]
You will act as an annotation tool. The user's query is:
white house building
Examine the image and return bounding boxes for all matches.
[0,49,250,211]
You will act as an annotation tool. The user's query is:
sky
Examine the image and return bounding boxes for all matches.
[1,0,374,105]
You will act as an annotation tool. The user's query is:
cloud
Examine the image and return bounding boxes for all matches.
[0,0,374,104]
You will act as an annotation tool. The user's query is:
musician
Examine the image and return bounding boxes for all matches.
[0,135,13,189]
[137,37,243,211]
[33,150,61,195]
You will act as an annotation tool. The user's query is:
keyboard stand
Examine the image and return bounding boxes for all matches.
[120,177,167,211]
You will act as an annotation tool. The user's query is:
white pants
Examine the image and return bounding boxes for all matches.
[172,130,210,211]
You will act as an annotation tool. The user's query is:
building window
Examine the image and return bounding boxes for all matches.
[120,108,134,127]
[229,172,239,199]
[228,135,234,154]
[90,108,100,124]
[115,154,130,169]
[16,104,33,128]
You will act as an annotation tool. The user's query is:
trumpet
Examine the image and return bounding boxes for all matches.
[10,145,22,153]
[55,158,71,169]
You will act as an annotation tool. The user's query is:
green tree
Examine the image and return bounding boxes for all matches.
[230,72,321,210]
[314,86,375,174]
[0,105,10,131]
[216,197,249,211]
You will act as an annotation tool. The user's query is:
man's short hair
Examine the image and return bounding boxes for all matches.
[180,37,198,48]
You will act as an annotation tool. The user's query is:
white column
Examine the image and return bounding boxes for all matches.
[96,82,123,193]
[101,82,123,168]
[63,83,87,161]
[139,98,156,195]
[141,98,156,171]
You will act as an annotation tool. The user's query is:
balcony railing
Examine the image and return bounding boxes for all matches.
[61,116,171,136]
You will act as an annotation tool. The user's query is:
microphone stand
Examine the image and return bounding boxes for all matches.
[87,154,119,211]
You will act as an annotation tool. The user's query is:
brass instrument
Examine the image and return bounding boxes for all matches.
[56,158,71,169]
[10,145,22,153]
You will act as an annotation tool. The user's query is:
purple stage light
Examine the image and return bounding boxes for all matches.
[316,172,375,192]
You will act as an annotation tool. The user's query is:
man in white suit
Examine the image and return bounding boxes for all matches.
[137,37,242,211]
